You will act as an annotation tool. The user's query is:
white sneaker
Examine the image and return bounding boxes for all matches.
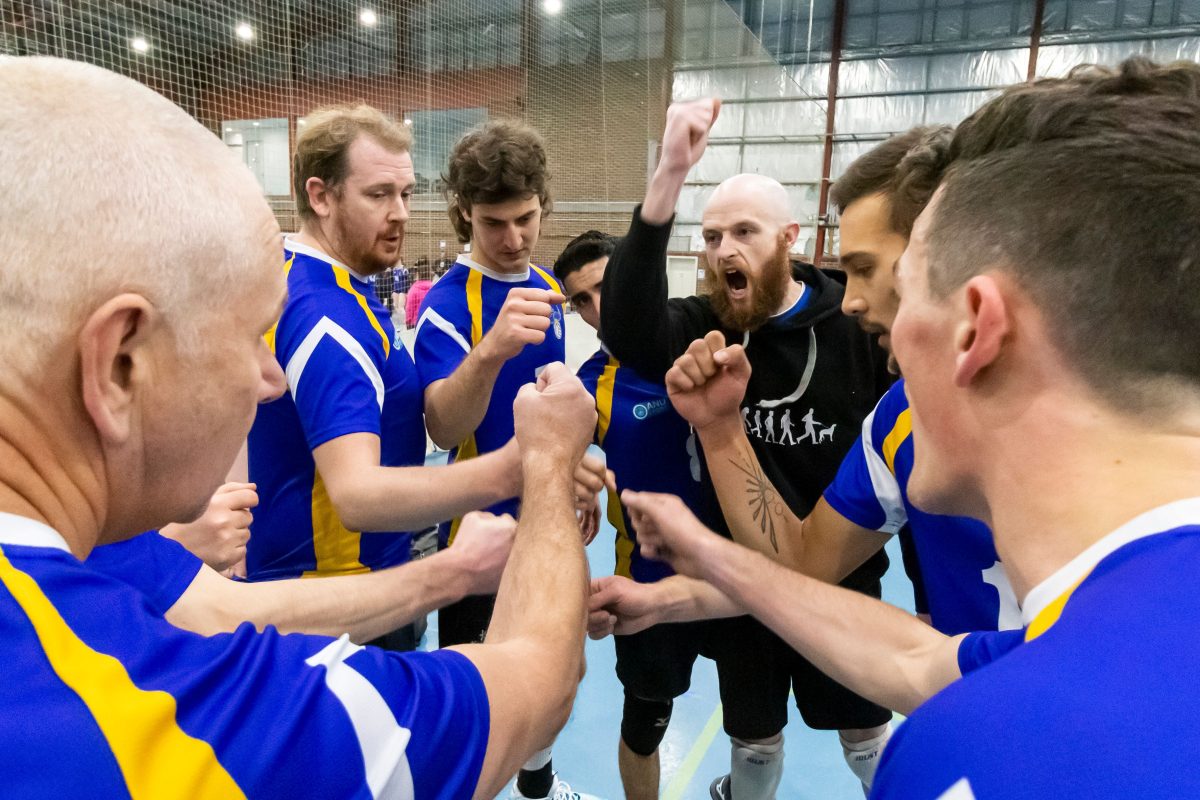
[509,773,603,800]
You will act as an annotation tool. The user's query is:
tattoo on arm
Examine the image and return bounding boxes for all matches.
[729,449,786,553]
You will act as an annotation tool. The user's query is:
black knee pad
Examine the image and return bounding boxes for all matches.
[621,690,673,757]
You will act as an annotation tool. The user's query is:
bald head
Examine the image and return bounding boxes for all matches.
[0,57,280,380]
[705,173,795,228]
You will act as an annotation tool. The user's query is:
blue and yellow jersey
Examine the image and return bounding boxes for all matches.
[822,380,1015,635]
[0,513,489,799]
[247,239,427,580]
[577,349,715,583]
[413,255,566,545]
[84,531,202,616]
[873,499,1200,799]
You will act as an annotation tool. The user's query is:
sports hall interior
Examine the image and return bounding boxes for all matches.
[5,1,1198,797]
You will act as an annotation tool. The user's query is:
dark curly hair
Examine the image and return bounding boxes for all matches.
[552,230,617,285]
[829,125,953,237]
[442,119,552,243]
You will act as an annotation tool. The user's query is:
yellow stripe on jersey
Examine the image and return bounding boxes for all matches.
[881,408,913,475]
[466,269,485,346]
[1025,573,1090,642]
[333,266,390,358]
[0,546,246,799]
[264,253,296,355]
[303,472,369,577]
[446,434,480,547]
[530,264,564,295]
[608,490,635,579]
[595,358,619,447]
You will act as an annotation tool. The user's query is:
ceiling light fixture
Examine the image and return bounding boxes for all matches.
[359,9,378,26]
[542,0,563,15]
[130,37,150,53]
[235,23,255,41]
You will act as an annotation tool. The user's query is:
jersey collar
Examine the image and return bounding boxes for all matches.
[0,512,72,553]
[284,236,372,283]
[1021,496,1200,634]
[455,253,530,282]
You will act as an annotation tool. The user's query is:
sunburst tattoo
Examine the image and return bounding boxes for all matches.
[729,453,785,552]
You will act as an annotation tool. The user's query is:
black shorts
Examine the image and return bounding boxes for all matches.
[615,556,891,739]
[437,593,496,647]
[614,614,792,741]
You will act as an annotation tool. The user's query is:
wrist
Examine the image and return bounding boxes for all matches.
[521,450,577,486]
[694,414,746,448]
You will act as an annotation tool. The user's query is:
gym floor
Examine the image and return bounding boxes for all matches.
[400,310,914,799]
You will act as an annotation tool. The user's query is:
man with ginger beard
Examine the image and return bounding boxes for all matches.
[601,99,893,799]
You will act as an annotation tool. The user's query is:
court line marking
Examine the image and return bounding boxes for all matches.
[663,703,724,800]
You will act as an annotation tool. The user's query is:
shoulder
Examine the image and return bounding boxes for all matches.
[577,349,612,383]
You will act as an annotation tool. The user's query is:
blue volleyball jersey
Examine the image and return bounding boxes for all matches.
[413,255,566,545]
[0,513,489,799]
[823,380,1017,634]
[84,531,202,616]
[577,349,718,584]
[247,240,426,581]
[872,498,1200,799]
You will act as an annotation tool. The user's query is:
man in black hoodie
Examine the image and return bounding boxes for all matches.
[601,99,893,798]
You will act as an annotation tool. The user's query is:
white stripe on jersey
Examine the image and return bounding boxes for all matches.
[938,778,977,799]
[414,306,471,355]
[307,636,415,800]
[286,316,386,411]
[859,405,908,534]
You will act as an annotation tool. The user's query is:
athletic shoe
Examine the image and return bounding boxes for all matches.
[710,774,731,800]
[509,774,603,800]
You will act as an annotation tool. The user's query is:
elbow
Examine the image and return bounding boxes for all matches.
[324,482,374,533]
[425,416,458,451]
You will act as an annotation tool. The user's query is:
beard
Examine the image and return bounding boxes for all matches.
[706,233,793,332]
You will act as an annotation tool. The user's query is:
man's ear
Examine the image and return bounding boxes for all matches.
[784,221,800,248]
[953,274,1009,388]
[305,176,333,219]
[78,294,158,444]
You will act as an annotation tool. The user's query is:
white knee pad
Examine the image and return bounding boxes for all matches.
[840,725,892,793]
[729,734,784,800]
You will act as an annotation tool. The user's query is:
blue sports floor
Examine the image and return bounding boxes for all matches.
[420,506,914,800]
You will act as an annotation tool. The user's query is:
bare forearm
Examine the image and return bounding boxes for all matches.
[698,420,808,567]
[641,164,689,225]
[656,574,743,623]
[424,350,504,448]
[241,553,471,642]
[706,541,962,715]
[485,457,587,653]
[339,452,514,532]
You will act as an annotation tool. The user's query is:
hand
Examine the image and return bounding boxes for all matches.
[578,502,602,547]
[478,287,565,364]
[666,331,752,431]
[573,451,615,508]
[588,574,666,638]
[657,99,722,177]
[513,363,597,467]
[160,482,257,572]
[621,490,725,581]
[452,511,517,595]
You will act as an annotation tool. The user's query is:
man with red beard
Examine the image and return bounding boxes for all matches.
[601,100,893,799]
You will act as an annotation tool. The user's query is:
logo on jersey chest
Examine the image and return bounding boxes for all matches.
[742,404,836,446]
[552,311,563,340]
[632,397,669,420]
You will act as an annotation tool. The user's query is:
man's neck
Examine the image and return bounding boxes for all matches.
[466,248,528,276]
[773,279,805,316]
[293,226,367,279]
[978,400,1200,604]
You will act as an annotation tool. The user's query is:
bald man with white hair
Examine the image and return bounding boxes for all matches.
[0,56,595,799]
[598,100,894,798]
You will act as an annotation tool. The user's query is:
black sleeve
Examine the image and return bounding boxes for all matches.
[601,205,713,381]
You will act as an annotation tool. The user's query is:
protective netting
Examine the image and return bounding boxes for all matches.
[3,0,1199,269]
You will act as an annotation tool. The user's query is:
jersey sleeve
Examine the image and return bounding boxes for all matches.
[956,629,1025,676]
[278,300,388,450]
[83,531,203,617]
[822,403,908,535]
[413,289,473,390]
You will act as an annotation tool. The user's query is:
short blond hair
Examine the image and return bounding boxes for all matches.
[292,104,413,222]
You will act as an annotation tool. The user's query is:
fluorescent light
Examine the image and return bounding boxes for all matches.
[404,118,413,125]
[542,0,563,15]
[130,37,149,53]
[252,121,260,127]
[225,127,232,132]
[235,23,255,41]
[359,8,378,26]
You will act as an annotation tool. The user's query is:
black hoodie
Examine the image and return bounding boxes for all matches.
[602,207,892,583]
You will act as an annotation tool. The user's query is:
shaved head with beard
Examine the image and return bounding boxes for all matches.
[700,173,801,332]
